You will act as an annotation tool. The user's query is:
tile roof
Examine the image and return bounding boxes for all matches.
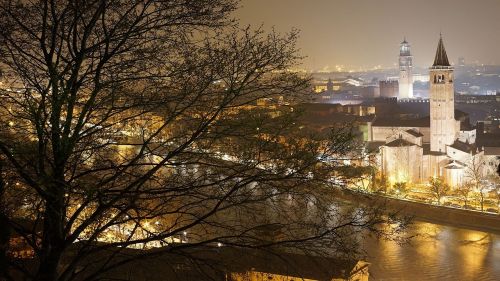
[449,140,479,154]
[405,129,424,137]
[372,116,430,128]
[385,138,416,147]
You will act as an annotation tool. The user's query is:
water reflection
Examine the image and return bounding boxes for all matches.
[364,221,500,281]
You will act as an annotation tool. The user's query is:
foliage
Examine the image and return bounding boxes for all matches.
[0,1,405,280]
[464,155,486,211]
[428,177,450,205]
[372,174,389,194]
[454,181,474,207]
[392,182,409,198]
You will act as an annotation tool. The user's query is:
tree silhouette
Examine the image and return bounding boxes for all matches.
[0,1,404,281]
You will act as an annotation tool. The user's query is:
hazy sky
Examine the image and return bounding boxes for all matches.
[236,0,500,70]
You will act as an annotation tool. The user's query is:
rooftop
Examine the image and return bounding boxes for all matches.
[484,146,500,156]
[477,133,500,147]
[366,141,385,153]
[432,34,451,68]
[449,140,479,154]
[372,116,430,128]
[385,138,416,147]
[423,143,447,156]
[444,160,466,169]
[405,129,424,138]
[371,110,468,128]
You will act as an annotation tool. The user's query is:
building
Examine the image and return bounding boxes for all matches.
[327,78,334,92]
[368,35,500,188]
[379,80,398,98]
[312,77,363,93]
[398,38,414,99]
[455,93,500,104]
[429,35,457,153]
[360,85,380,99]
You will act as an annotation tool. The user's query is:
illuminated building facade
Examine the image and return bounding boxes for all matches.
[430,35,458,153]
[398,38,413,99]
[379,80,399,98]
[368,36,500,188]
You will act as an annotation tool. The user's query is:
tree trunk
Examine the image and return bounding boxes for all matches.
[0,210,10,280]
[0,161,11,281]
[480,193,484,211]
[36,185,66,281]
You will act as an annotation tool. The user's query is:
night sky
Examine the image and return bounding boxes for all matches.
[236,0,500,70]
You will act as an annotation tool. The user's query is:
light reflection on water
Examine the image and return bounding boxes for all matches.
[363,221,500,281]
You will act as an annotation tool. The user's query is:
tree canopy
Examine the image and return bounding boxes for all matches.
[0,1,405,281]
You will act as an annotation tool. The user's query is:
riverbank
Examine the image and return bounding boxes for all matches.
[339,190,500,235]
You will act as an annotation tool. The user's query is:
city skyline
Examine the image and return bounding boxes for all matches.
[237,0,500,70]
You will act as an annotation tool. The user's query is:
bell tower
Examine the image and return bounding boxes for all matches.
[430,35,455,153]
[399,38,413,99]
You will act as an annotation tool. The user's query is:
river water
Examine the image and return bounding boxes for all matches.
[363,221,500,281]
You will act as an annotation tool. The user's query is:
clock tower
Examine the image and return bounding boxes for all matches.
[399,38,413,99]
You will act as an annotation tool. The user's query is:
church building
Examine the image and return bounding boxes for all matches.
[367,35,500,188]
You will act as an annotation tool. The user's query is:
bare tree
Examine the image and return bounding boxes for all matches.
[428,177,449,205]
[494,164,500,212]
[464,154,486,211]
[455,181,474,208]
[0,1,404,281]
[0,160,10,281]
[492,177,500,213]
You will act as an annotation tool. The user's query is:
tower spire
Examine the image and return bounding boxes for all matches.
[433,34,450,67]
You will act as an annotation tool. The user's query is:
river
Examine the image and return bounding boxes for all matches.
[363,220,500,281]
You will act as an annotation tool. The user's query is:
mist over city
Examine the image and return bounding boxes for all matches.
[238,0,500,69]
